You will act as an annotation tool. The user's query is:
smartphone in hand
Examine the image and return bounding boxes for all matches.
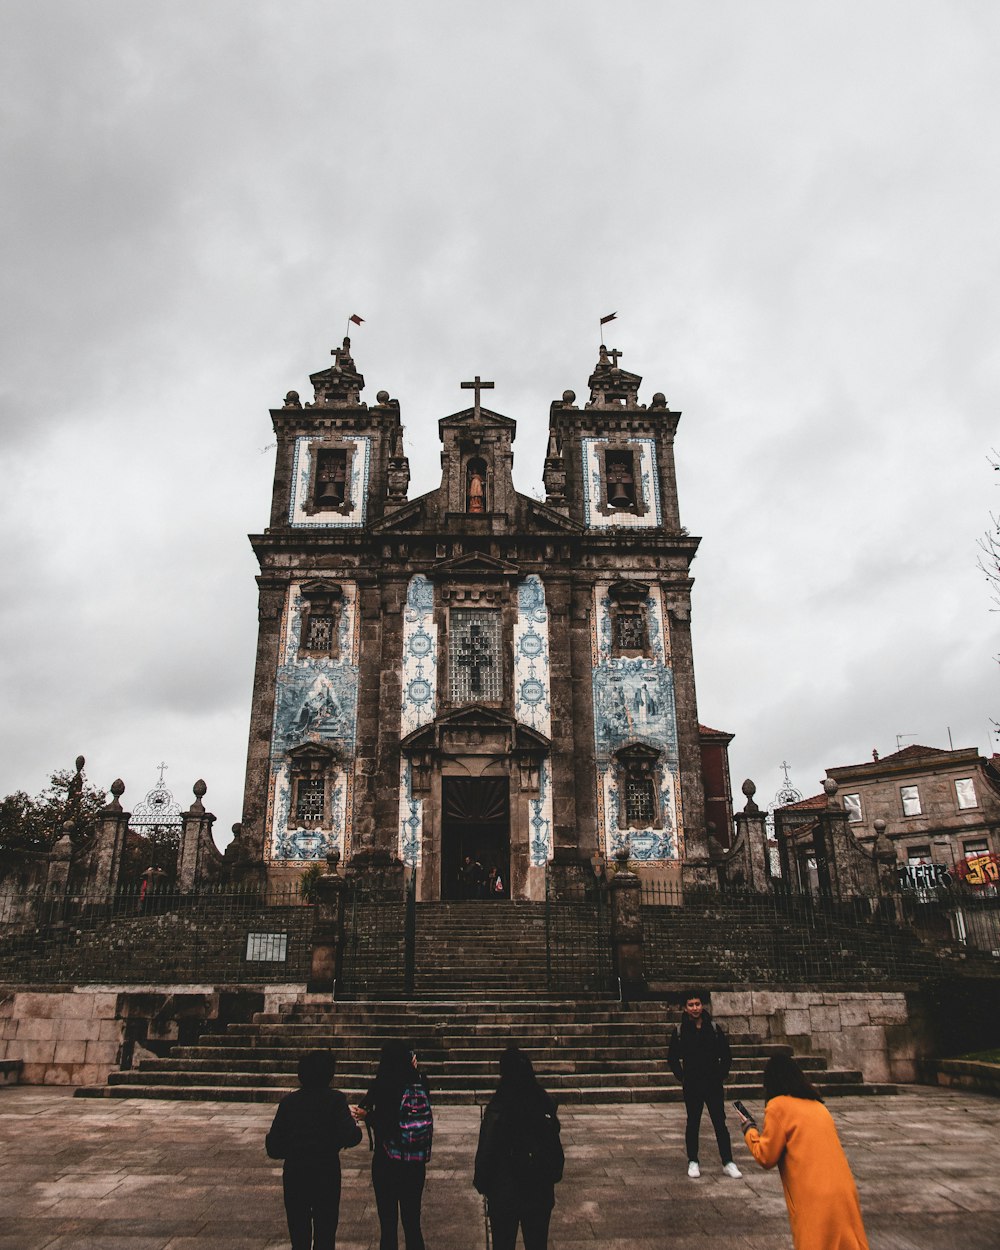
[732,1099,753,1121]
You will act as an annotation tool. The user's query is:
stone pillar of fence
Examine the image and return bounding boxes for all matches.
[818,778,869,902]
[309,851,347,993]
[725,779,773,892]
[177,780,218,893]
[91,780,130,902]
[45,822,74,900]
[609,847,646,999]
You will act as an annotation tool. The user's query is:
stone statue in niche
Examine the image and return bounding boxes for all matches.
[467,466,486,513]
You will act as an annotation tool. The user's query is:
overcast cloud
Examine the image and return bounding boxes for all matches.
[1,1,997,838]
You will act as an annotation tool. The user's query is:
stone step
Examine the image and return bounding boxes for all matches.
[76,1079,895,1105]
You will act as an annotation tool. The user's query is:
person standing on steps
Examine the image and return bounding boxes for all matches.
[353,1040,433,1250]
[474,1046,564,1250]
[667,991,742,1180]
[265,1049,362,1250]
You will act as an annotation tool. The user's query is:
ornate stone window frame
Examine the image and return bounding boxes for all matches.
[608,580,653,659]
[288,743,338,829]
[594,441,648,518]
[297,581,344,659]
[302,440,358,517]
[613,743,663,831]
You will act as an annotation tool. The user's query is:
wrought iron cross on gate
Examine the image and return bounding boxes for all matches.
[460,375,494,419]
[456,623,493,695]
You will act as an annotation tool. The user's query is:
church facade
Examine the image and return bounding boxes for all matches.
[240,340,715,898]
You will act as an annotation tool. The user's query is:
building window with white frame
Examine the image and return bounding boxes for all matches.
[843,792,862,823]
[955,778,978,810]
[900,785,921,816]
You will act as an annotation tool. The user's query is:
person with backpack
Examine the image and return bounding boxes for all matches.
[353,1040,433,1250]
[473,1045,564,1250]
[667,990,742,1179]
[264,1049,362,1250]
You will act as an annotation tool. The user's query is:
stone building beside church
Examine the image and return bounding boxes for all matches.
[239,338,723,897]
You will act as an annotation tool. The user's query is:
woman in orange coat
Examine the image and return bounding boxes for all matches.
[735,1055,869,1250]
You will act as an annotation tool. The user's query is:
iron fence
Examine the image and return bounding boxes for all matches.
[0,883,314,984]
[639,877,1000,985]
[337,873,412,999]
[544,872,613,994]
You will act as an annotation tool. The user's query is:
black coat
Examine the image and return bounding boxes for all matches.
[474,1084,563,1212]
[266,1086,362,1167]
[667,1012,731,1087]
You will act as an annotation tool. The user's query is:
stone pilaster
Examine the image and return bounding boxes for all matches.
[90,780,130,902]
[610,851,646,999]
[308,852,347,993]
[177,781,219,893]
[731,781,773,893]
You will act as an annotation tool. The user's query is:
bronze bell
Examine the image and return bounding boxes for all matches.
[608,468,633,507]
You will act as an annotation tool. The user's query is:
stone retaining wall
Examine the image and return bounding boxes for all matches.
[710,988,920,1084]
[929,1059,1000,1098]
[0,985,301,1086]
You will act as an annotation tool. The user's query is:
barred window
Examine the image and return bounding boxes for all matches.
[615,609,647,653]
[305,614,333,651]
[295,778,325,822]
[625,780,656,826]
[449,609,502,703]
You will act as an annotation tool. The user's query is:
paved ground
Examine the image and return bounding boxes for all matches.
[0,1086,997,1249]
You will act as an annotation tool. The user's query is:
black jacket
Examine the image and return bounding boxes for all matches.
[667,1012,731,1086]
[266,1086,362,1167]
[473,1084,563,1211]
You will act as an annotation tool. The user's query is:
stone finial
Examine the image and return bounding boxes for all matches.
[823,777,839,808]
[231,822,242,839]
[650,392,667,409]
[376,389,390,405]
[741,778,759,814]
[54,821,74,855]
[614,838,631,868]
[326,849,342,876]
[872,748,880,761]
[106,778,125,811]
[561,389,576,407]
[75,755,85,773]
[190,779,207,813]
[283,390,301,408]
[872,818,895,864]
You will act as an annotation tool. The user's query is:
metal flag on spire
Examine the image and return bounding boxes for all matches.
[599,311,617,345]
[345,313,364,336]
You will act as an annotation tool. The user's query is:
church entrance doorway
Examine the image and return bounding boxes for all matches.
[441,776,510,900]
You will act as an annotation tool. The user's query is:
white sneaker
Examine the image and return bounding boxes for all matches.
[722,1162,743,1178]
[687,1161,701,1178]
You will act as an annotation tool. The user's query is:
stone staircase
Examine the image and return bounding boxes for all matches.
[75,996,890,1104]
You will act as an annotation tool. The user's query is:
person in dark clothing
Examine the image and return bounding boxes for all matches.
[667,991,742,1180]
[474,1046,564,1250]
[354,1039,433,1250]
[265,1049,362,1250]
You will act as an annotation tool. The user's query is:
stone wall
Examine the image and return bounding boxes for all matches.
[711,987,922,1084]
[0,984,300,1086]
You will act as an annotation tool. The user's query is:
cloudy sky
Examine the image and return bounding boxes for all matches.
[2,2,997,840]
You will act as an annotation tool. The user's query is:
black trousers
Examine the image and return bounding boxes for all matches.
[683,1081,733,1164]
[372,1148,426,1250]
[282,1162,342,1250]
[488,1200,553,1250]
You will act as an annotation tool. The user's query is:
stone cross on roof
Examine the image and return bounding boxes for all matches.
[460,375,494,419]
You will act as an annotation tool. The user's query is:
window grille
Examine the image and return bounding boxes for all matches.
[625,780,656,825]
[615,610,647,652]
[449,609,502,703]
[305,614,333,651]
[296,778,325,822]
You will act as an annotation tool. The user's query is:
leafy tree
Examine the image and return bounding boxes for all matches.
[0,762,107,855]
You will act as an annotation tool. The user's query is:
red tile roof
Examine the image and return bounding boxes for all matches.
[778,792,826,811]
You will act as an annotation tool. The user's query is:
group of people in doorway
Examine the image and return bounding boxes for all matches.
[458,854,506,899]
[265,990,870,1250]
